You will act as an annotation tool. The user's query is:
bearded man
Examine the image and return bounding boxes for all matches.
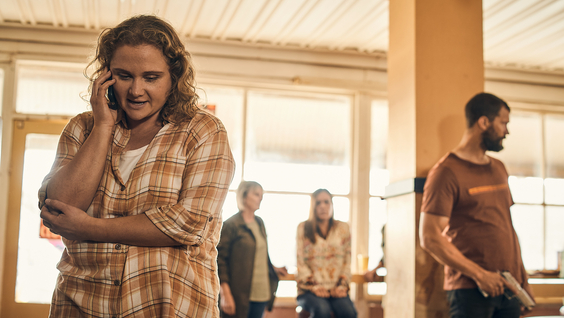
[419,92,534,318]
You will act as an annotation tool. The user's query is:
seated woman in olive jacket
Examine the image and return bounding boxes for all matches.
[217,181,288,318]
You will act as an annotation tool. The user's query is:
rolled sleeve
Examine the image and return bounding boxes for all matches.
[144,128,235,246]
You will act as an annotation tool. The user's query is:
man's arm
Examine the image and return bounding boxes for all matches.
[419,212,517,297]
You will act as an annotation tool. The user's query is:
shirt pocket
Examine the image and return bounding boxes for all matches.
[145,153,187,204]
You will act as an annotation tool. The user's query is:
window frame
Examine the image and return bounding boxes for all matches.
[496,106,564,271]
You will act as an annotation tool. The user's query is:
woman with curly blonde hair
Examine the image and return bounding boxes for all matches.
[39,15,235,317]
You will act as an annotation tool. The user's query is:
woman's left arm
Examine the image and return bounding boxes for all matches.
[42,125,235,246]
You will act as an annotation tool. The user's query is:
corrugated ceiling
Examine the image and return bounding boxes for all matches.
[0,0,563,72]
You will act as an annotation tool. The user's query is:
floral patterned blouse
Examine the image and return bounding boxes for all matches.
[296,220,352,295]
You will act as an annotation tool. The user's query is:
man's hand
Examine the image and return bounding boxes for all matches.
[363,268,377,282]
[363,265,385,282]
[475,270,518,297]
[274,266,289,277]
[40,199,93,241]
[312,285,330,298]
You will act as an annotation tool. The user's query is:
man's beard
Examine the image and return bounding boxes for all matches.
[482,126,504,152]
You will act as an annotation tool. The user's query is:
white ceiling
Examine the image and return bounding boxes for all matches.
[0,0,563,72]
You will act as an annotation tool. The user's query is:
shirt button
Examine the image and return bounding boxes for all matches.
[114,280,120,286]
[209,216,213,221]
[115,244,121,250]
[120,185,126,191]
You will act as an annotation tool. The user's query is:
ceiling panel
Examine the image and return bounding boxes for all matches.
[0,0,562,72]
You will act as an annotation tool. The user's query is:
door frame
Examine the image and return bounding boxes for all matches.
[1,119,67,317]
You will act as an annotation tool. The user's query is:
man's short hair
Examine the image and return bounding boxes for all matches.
[465,93,510,128]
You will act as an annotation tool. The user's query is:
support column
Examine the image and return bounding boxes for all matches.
[351,93,372,318]
[0,62,16,307]
[385,1,484,317]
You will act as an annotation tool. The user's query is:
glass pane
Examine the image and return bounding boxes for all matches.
[368,198,387,270]
[16,62,89,116]
[367,198,387,296]
[489,112,542,177]
[260,193,311,297]
[198,86,244,190]
[16,134,64,303]
[544,178,564,205]
[332,196,350,223]
[510,204,544,270]
[220,192,238,221]
[244,91,351,194]
[545,206,564,270]
[545,114,564,179]
[508,176,543,204]
[370,99,389,196]
[367,282,387,296]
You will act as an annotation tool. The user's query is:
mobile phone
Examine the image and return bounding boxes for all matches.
[107,81,118,110]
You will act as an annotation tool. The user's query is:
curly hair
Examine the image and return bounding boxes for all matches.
[85,15,199,123]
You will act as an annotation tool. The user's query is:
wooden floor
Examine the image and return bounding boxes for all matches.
[262,302,562,318]
[263,302,384,318]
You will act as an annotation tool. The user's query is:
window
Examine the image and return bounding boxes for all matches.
[490,111,564,270]
[197,86,244,190]
[368,99,389,295]
[200,85,353,296]
[244,90,351,194]
[16,61,89,116]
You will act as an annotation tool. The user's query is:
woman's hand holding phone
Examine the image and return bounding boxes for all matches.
[90,69,118,129]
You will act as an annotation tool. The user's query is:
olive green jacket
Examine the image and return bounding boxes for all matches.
[217,212,279,318]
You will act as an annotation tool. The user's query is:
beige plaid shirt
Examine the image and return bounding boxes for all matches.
[39,110,235,318]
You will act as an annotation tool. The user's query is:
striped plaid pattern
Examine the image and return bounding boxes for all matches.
[39,110,235,318]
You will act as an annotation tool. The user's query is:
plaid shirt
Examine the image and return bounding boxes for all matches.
[38,110,235,318]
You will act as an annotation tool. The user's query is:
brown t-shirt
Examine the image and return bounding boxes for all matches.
[421,153,529,291]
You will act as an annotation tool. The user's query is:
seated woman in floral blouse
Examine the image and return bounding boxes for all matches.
[296,189,357,318]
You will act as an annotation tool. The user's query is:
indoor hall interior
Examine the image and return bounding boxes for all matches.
[0,0,563,317]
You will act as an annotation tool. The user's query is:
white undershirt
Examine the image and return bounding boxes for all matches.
[119,145,148,183]
[85,145,148,216]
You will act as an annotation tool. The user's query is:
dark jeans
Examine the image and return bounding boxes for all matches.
[297,291,357,318]
[446,288,521,318]
[247,301,268,318]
